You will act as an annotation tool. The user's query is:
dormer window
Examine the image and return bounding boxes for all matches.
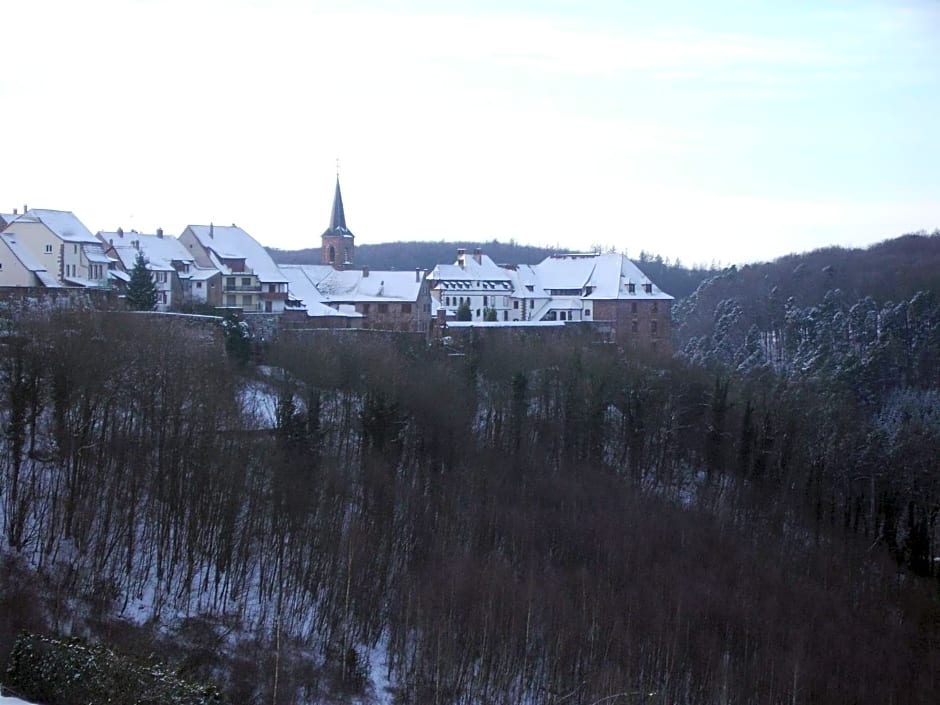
[644,283,652,294]
[628,283,635,294]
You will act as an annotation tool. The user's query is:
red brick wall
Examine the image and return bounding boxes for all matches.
[591,299,672,354]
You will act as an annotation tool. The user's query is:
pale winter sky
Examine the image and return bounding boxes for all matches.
[1,0,938,266]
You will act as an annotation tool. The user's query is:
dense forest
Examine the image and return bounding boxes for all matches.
[268,240,714,300]
[1,232,939,705]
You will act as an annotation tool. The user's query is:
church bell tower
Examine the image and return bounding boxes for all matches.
[321,175,355,269]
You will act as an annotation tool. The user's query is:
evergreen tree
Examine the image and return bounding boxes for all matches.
[126,251,158,311]
[456,300,472,321]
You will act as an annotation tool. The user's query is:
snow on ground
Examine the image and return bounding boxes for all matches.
[0,695,35,705]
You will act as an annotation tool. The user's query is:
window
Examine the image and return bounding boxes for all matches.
[628,283,635,294]
[378,303,388,313]
[328,245,336,263]
[196,282,203,289]
[560,311,567,321]
[513,300,519,310]
[242,295,252,306]
[45,244,53,254]
[401,303,411,313]
[361,303,370,313]
[227,277,236,288]
[644,283,652,294]
[483,295,488,306]
[651,320,658,335]
[652,301,658,313]
[226,294,237,306]
[631,302,637,313]
[73,245,78,254]
[631,320,638,333]
[156,271,167,283]
[445,297,450,306]
[585,310,591,317]
[242,277,251,287]
[265,301,272,312]
[159,291,167,304]
[503,311,508,320]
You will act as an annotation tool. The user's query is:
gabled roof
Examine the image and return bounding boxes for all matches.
[20,209,99,244]
[429,253,512,283]
[322,176,354,239]
[315,268,425,303]
[82,244,115,264]
[0,233,61,287]
[184,224,288,284]
[534,253,673,301]
[279,265,361,318]
[101,230,195,272]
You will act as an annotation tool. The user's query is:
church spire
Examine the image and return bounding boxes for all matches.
[328,176,350,235]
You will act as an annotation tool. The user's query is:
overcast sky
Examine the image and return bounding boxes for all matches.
[2,0,938,266]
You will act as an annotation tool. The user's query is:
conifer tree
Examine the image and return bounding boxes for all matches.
[126,251,158,311]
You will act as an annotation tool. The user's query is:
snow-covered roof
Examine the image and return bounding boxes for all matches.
[63,275,105,288]
[82,244,116,264]
[315,268,425,302]
[279,265,362,318]
[101,230,195,272]
[504,264,548,299]
[22,208,99,243]
[189,266,220,281]
[430,253,512,283]
[535,253,673,301]
[0,233,61,287]
[109,269,130,282]
[184,225,288,284]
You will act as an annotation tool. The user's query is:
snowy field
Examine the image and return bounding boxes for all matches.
[0,697,33,705]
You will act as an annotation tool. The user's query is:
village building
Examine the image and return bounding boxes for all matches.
[283,264,431,333]
[429,248,515,322]
[99,228,197,311]
[2,208,115,288]
[0,232,62,287]
[179,224,289,313]
[428,249,673,352]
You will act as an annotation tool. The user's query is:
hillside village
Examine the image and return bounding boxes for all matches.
[0,180,673,352]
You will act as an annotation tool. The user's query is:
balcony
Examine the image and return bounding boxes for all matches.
[223,284,262,292]
[260,291,288,301]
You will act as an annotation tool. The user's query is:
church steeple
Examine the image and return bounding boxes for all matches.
[328,177,350,235]
[321,174,355,268]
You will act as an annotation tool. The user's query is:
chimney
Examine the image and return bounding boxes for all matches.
[209,223,214,238]
[134,240,140,250]
[117,227,123,237]
[457,248,466,269]
[109,239,113,246]
[12,208,16,215]
[157,227,163,238]
[23,204,27,213]
[415,267,421,283]
[362,265,369,278]
[473,248,482,265]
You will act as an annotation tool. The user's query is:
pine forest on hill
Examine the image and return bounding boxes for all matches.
[0,230,939,705]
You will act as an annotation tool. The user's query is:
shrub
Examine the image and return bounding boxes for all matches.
[4,633,226,705]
